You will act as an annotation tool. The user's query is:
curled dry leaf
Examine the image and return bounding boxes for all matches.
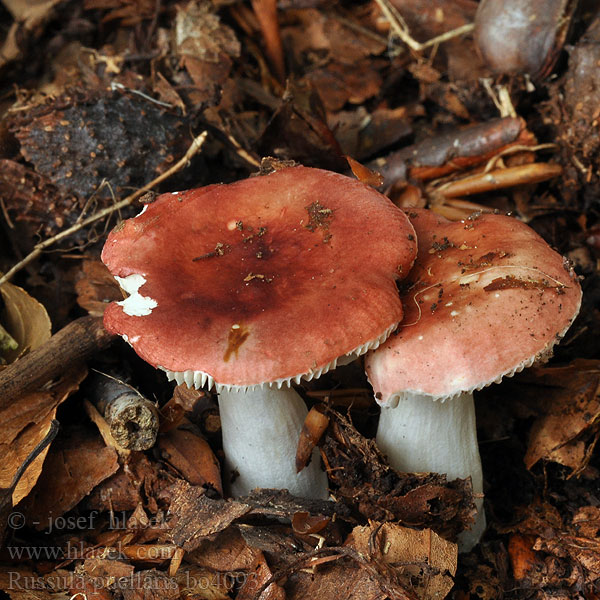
[521,360,600,474]
[0,280,51,365]
[158,428,223,496]
[348,522,458,600]
[295,406,329,473]
[0,366,86,509]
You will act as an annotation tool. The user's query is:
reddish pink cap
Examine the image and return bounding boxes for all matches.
[366,209,582,405]
[102,167,417,389]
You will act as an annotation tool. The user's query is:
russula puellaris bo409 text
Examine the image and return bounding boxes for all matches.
[102,166,417,498]
[365,209,581,550]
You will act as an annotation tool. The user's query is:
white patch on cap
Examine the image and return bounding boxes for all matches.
[135,205,148,218]
[450,310,460,317]
[458,274,480,285]
[227,220,238,231]
[115,274,157,316]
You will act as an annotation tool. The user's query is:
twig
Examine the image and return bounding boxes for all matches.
[0,131,208,287]
[0,316,115,409]
[374,0,474,52]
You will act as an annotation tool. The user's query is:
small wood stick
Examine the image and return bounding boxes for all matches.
[0,316,115,409]
[86,372,159,451]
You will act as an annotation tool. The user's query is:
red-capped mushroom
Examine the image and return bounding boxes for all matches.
[102,166,417,498]
[365,209,582,549]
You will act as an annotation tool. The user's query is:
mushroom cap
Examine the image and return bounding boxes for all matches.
[102,166,417,389]
[365,209,582,405]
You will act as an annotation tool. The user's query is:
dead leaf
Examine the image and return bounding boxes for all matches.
[521,360,600,474]
[236,549,286,600]
[345,156,385,188]
[174,0,240,106]
[348,522,458,600]
[281,8,386,67]
[175,564,232,600]
[296,406,329,473]
[305,60,384,112]
[84,452,168,513]
[0,367,86,505]
[159,384,205,433]
[75,260,122,317]
[20,426,120,527]
[167,482,252,551]
[158,428,222,495]
[508,533,540,580]
[0,280,51,364]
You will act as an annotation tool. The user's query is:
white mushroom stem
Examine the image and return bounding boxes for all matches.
[376,392,485,552]
[218,386,329,499]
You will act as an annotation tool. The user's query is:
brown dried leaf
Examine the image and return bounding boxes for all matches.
[348,522,458,600]
[296,406,329,472]
[20,426,120,527]
[0,367,86,505]
[158,428,222,495]
[508,533,541,581]
[305,60,383,112]
[281,8,386,67]
[84,0,157,26]
[75,260,123,317]
[188,527,264,572]
[167,482,252,551]
[175,565,232,600]
[84,452,168,514]
[159,384,206,433]
[168,482,342,551]
[236,549,285,600]
[329,106,412,160]
[0,281,51,364]
[345,156,385,188]
[174,0,240,106]
[522,360,600,473]
[258,80,345,171]
[0,159,82,246]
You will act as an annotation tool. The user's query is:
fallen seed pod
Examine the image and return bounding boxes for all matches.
[475,0,577,77]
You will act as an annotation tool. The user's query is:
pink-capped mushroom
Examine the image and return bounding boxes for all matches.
[102,166,417,499]
[365,209,582,550]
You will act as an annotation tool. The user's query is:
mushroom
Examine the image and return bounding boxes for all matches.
[102,166,417,499]
[365,209,582,550]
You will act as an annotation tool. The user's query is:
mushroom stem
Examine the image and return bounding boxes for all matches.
[376,391,485,551]
[218,386,329,499]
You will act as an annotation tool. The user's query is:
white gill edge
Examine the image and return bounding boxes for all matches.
[381,301,582,408]
[160,321,399,393]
